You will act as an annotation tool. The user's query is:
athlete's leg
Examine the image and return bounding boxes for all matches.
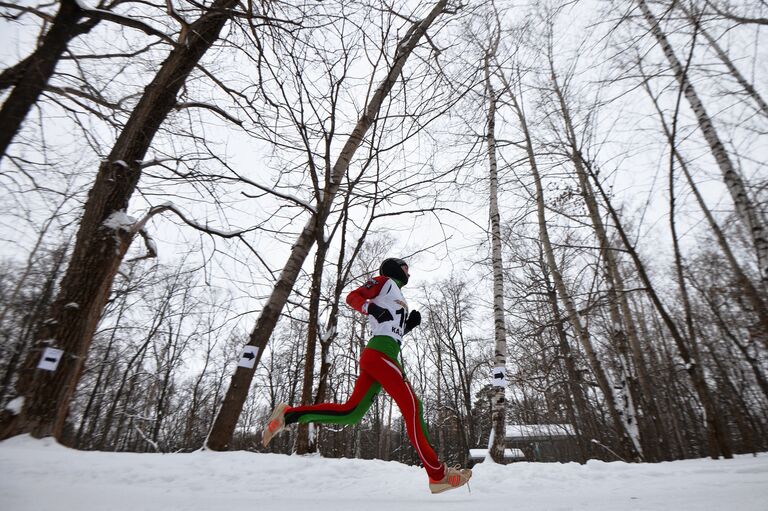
[360,348,445,481]
[283,365,380,426]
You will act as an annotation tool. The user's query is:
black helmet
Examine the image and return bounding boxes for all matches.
[380,257,409,286]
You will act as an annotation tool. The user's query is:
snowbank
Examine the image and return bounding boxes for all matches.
[1,435,767,510]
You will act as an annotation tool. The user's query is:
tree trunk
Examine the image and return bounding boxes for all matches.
[0,0,101,160]
[502,72,640,460]
[0,0,239,441]
[677,2,768,118]
[0,244,68,407]
[483,34,508,464]
[546,62,664,461]
[531,164,637,460]
[205,0,451,451]
[73,296,127,447]
[295,239,328,455]
[638,0,768,288]
[582,155,733,459]
[640,73,768,346]
[541,252,592,463]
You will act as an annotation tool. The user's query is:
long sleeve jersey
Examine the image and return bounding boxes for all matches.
[346,276,409,344]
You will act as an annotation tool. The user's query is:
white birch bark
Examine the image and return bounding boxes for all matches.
[544,57,664,460]
[483,32,508,464]
[499,73,640,461]
[638,0,768,288]
[640,73,768,345]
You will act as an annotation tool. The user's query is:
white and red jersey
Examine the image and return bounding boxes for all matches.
[346,276,409,343]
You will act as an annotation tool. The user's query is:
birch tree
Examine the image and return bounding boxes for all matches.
[500,57,642,460]
[637,0,768,288]
[638,60,768,346]
[481,13,508,464]
[582,154,734,459]
[676,2,768,118]
[540,39,667,460]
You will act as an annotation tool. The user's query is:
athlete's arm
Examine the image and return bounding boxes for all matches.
[346,276,388,314]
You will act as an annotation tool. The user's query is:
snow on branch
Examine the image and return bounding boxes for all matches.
[126,229,158,263]
[136,157,179,169]
[132,203,253,239]
[103,210,136,231]
[104,203,257,262]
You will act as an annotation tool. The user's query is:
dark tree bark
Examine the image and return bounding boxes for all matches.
[295,238,329,455]
[0,0,240,441]
[0,0,99,160]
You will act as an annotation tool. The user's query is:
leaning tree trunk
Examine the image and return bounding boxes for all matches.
[483,38,509,464]
[546,64,664,461]
[0,0,239,441]
[0,243,68,407]
[677,2,768,118]
[505,79,640,461]
[640,74,768,347]
[638,0,768,288]
[205,0,452,451]
[312,204,371,421]
[0,0,102,160]
[541,253,592,463]
[582,155,733,460]
[529,151,639,461]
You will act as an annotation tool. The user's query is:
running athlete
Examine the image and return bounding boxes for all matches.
[261,258,472,494]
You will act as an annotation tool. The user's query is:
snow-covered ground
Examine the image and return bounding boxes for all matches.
[2,436,767,510]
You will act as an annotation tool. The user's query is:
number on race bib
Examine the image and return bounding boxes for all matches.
[396,308,405,328]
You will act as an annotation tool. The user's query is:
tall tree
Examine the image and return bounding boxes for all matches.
[0,0,241,441]
[638,60,768,346]
[501,61,642,461]
[206,0,455,451]
[676,2,768,118]
[0,0,173,160]
[541,42,665,460]
[637,0,768,288]
[482,13,508,464]
[582,155,734,460]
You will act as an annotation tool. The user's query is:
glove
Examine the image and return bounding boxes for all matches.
[367,302,393,323]
[404,310,421,335]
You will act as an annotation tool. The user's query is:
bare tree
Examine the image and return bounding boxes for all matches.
[206,0,456,451]
[582,154,734,459]
[638,59,768,346]
[676,2,768,118]
[0,0,242,441]
[637,0,768,288]
[481,10,508,464]
[501,57,642,461]
[0,0,173,160]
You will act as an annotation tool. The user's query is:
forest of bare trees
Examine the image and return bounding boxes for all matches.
[0,0,765,470]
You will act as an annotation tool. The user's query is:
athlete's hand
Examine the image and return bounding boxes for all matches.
[404,310,421,334]
[367,302,393,323]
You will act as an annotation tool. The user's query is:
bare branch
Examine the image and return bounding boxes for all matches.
[173,101,243,126]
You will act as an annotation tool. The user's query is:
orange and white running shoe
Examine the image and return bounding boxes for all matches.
[428,464,472,494]
[261,402,289,447]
